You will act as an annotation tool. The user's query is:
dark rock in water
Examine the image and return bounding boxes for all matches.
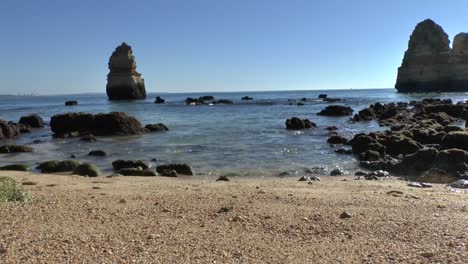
[213,99,234,105]
[88,150,108,156]
[300,97,307,102]
[297,102,304,106]
[317,105,353,116]
[119,168,156,176]
[0,164,30,171]
[330,168,348,176]
[73,163,100,177]
[154,96,165,104]
[395,19,468,92]
[38,160,81,173]
[70,154,77,158]
[156,164,193,176]
[65,100,78,106]
[112,160,149,170]
[80,134,96,142]
[19,114,44,128]
[50,112,146,137]
[0,145,33,153]
[241,96,253,100]
[335,148,353,155]
[185,96,215,105]
[326,126,338,131]
[145,123,168,132]
[318,94,327,99]
[323,98,342,102]
[216,176,230,181]
[285,117,316,130]
[0,120,30,140]
[159,169,178,177]
[359,150,381,161]
[327,135,348,144]
[106,42,146,100]
[440,131,468,151]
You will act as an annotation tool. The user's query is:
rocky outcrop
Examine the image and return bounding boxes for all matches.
[106,43,146,100]
[19,114,44,128]
[317,105,353,116]
[285,117,316,130]
[0,120,31,140]
[396,19,468,92]
[50,112,146,137]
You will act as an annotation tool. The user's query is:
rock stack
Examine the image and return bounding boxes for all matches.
[106,42,146,100]
[395,19,468,92]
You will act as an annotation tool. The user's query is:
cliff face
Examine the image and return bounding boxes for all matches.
[395,19,468,92]
[106,43,146,100]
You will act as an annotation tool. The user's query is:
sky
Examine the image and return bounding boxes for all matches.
[0,0,467,94]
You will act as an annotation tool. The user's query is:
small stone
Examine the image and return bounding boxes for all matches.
[21,181,38,186]
[420,252,435,258]
[330,168,348,176]
[310,176,321,181]
[216,176,230,181]
[232,215,244,222]
[217,207,231,213]
[258,190,266,194]
[340,212,352,219]
[298,176,310,181]
[118,198,127,204]
[161,208,171,213]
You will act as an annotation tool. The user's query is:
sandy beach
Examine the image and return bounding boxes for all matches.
[0,172,466,263]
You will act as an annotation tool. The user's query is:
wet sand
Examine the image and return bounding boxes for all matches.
[0,171,467,263]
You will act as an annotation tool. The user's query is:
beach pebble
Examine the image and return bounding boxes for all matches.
[118,199,127,204]
[310,176,321,181]
[298,176,309,181]
[216,176,230,181]
[449,179,468,188]
[217,207,231,214]
[340,212,352,219]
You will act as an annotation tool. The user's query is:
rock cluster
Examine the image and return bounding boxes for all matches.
[106,42,146,100]
[285,117,316,130]
[396,19,468,92]
[350,98,468,182]
[185,96,233,105]
[50,112,167,137]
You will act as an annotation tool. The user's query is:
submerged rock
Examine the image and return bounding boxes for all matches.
[285,117,316,130]
[145,123,169,132]
[0,164,30,171]
[112,160,149,170]
[396,19,468,92]
[317,105,353,116]
[65,100,78,106]
[19,114,44,128]
[241,96,253,100]
[0,145,33,153]
[156,164,193,176]
[154,96,165,104]
[106,42,146,100]
[50,112,146,137]
[88,150,108,157]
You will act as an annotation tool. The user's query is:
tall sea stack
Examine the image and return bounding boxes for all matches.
[106,42,146,100]
[395,19,468,92]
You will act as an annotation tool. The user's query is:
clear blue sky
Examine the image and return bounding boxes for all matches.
[1,0,467,94]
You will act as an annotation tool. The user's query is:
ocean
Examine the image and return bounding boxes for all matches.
[1,88,467,176]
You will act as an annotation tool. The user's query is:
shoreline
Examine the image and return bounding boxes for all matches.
[1,171,467,263]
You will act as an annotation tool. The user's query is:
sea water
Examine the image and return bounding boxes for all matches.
[1,89,467,176]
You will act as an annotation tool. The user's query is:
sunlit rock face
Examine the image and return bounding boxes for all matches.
[395,19,468,92]
[106,42,146,100]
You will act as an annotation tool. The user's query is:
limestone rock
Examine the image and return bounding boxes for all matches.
[106,42,146,100]
[396,19,468,92]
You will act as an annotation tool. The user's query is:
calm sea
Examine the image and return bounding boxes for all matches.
[1,89,467,176]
